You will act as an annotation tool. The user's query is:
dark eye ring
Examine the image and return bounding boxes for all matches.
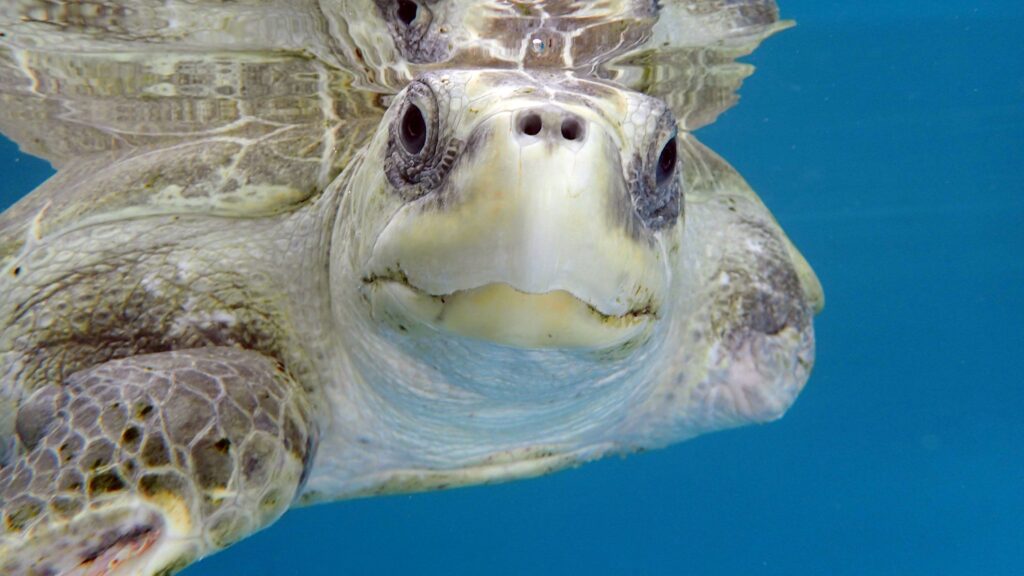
[396,0,418,25]
[400,104,427,154]
[656,137,677,185]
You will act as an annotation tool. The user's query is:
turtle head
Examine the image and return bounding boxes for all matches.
[357,70,681,351]
[319,68,815,501]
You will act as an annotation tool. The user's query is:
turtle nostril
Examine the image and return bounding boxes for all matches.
[560,118,582,141]
[520,113,542,136]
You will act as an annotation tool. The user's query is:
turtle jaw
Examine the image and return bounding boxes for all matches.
[365,276,655,349]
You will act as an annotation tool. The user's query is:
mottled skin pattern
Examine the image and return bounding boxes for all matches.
[1,348,314,576]
[0,1,821,574]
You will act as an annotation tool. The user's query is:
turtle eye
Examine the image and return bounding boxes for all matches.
[379,0,447,63]
[400,104,427,154]
[385,79,451,195]
[628,109,682,231]
[396,0,418,26]
[656,137,677,185]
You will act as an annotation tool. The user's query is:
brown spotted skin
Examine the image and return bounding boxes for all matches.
[0,348,317,576]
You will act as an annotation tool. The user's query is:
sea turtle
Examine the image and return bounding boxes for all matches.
[0,1,822,574]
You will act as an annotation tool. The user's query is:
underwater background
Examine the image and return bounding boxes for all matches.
[1,0,1021,574]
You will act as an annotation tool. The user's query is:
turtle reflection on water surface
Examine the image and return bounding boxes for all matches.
[0,1,822,574]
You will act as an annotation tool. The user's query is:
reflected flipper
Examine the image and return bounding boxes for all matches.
[606,0,792,129]
[0,1,339,58]
[0,46,383,270]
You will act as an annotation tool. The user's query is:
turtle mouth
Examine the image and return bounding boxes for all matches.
[363,272,657,349]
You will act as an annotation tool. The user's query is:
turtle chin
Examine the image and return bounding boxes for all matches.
[367,278,655,350]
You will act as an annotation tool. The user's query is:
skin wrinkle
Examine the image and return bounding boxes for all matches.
[1,218,306,403]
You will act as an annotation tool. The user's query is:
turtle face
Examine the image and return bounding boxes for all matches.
[359,70,682,350]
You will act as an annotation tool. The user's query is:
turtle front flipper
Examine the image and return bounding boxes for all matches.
[0,347,317,576]
[623,134,821,444]
[676,133,820,427]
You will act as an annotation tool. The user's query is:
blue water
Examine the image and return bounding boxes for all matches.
[2,1,1022,574]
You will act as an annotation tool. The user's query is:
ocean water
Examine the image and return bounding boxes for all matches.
[1,1,1022,574]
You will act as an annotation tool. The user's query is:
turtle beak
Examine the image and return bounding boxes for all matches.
[365,104,670,349]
